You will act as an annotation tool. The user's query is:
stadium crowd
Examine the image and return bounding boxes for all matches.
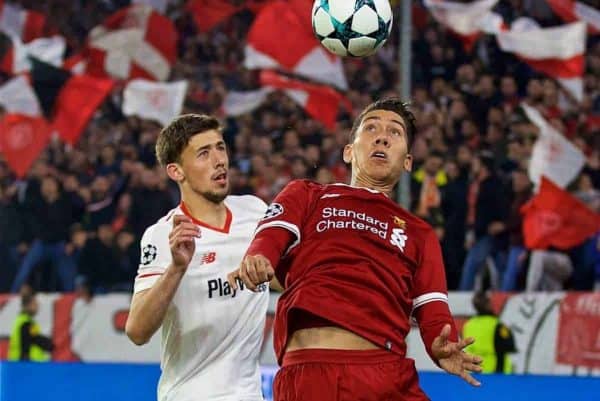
[0,0,598,295]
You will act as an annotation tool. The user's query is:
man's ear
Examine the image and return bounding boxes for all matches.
[343,144,353,164]
[166,163,184,182]
[403,154,413,172]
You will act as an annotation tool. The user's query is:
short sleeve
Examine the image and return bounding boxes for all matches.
[411,229,449,310]
[133,223,172,294]
[254,180,312,254]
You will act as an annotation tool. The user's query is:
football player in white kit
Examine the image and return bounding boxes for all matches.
[125,114,269,401]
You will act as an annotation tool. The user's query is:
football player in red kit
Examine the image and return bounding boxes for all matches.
[228,98,483,401]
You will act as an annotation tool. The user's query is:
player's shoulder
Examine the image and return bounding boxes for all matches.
[141,206,179,242]
[225,194,268,216]
[283,179,323,192]
[387,203,435,237]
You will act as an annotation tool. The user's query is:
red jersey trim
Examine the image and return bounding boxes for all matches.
[412,292,448,310]
[180,201,232,234]
[136,273,163,280]
[256,220,301,254]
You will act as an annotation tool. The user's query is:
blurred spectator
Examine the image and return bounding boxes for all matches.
[77,224,119,294]
[459,151,509,290]
[441,159,468,290]
[129,168,176,238]
[501,169,533,291]
[7,292,54,361]
[462,292,516,373]
[11,176,83,292]
[526,250,573,292]
[0,182,26,292]
[411,151,447,228]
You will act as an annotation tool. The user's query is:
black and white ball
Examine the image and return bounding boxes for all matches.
[312,0,393,58]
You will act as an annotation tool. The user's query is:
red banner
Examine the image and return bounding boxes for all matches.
[556,293,600,368]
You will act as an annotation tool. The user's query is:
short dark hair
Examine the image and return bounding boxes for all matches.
[21,292,35,309]
[349,98,416,148]
[155,114,223,167]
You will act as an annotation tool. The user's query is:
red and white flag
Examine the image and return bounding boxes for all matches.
[222,71,351,130]
[522,103,585,189]
[0,114,51,178]
[0,0,47,42]
[0,75,41,116]
[86,4,177,81]
[423,0,500,51]
[122,79,188,126]
[245,0,347,89]
[132,0,174,14]
[259,70,351,130]
[222,87,274,117]
[186,0,243,32]
[546,0,600,34]
[0,33,65,74]
[496,20,586,101]
[521,176,600,250]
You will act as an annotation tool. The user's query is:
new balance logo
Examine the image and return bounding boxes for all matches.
[200,252,216,265]
[320,194,341,199]
[390,228,408,252]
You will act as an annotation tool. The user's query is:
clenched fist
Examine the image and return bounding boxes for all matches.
[227,254,274,292]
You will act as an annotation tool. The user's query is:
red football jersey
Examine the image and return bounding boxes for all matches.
[255,180,452,364]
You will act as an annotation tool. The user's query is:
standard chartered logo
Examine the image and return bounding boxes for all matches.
[316,207,389,239]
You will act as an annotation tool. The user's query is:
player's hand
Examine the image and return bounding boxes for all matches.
[169,215,200,272]
[227,254,274,292]
[432,324,483,387]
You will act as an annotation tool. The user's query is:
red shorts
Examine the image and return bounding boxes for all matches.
[273,349,430,401]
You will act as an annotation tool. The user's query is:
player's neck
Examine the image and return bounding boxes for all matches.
[350,176,393,197]
[180,194,228,230]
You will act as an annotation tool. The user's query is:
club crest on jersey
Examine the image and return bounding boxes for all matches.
[392,216,407,229]
[141,244,158,265]
[262,203,284,220]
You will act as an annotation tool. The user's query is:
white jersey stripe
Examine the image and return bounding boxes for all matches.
[412,292,448,309]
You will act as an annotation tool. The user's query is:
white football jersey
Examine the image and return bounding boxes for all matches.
[134,195,269,401]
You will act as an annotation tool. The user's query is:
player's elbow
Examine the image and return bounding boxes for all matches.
[125,317,151,346]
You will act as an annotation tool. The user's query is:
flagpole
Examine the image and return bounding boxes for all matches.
[396,0,412,209]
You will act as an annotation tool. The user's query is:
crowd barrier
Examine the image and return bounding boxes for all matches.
[1,361,599,401]
[1,292,599,375]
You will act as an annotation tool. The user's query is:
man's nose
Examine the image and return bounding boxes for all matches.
[375,136,390,147]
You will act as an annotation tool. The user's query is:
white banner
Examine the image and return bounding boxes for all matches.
[0,292,599,376]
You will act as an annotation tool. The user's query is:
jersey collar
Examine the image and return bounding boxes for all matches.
[179,201,232,234]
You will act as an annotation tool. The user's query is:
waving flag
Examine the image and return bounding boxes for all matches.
[0,114,51,178]
[122,79,188,126]
[522,104,585,189]
[0,0,47,42]
[30,58,114,144]
[496,20,586,101]
[423,0,500,51]
[521,177,600,250]
[245,0,347,89]
[0,75,41,116]
[259,70,351,130]
[0,32,65,74]
[86,4,177,81]
[546,0,600,34]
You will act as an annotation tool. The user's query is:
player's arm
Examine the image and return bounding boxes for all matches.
[126,215,199,345]
[412,230,483,385]
[229,180,310,291]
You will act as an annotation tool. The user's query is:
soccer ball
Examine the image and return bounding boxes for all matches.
[312,0,393,58]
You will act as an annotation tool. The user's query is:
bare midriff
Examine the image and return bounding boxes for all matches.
[286,326,381,352]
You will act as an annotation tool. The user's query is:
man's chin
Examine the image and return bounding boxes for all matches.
[202,186,230,204]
